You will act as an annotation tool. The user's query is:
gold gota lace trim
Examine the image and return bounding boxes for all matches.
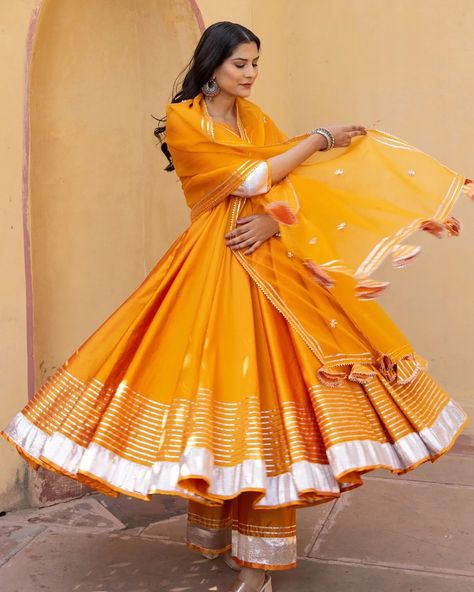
[370,131,425,153]
[201,97,250,144]
[229,196,325,362]
[187,511,233,530]
[186,522,231,553]
[228,198,415,372]
[190,101,256,222]
[309,364,452,443]
[391,244,422,269]
[15,366,328,473]
[190,160,260,222]
[355,172,464,278]
[231,530,297,569]
[186,518,297,568]
[10,358,462,476]
[237,107,251,143]
[233,522,297,538]
[22,368,268,466]
[187,511,297,538]
[434,175,466,214]
[2,397,468,507]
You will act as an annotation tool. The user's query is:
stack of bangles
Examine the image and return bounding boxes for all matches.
[309,127,335,151]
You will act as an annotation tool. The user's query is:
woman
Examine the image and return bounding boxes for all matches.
[2,21,471,592]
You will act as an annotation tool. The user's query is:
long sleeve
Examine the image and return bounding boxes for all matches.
[232,161,272,197]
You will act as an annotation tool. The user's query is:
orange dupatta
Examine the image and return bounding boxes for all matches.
[166,93,472,301]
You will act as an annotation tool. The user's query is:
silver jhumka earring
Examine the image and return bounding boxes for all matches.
[201,77,220,100]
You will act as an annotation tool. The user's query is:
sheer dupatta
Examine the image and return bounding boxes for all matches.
[165,93,472,379]
[166,93,472,300]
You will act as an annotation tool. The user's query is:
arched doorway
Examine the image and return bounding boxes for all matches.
[27,0,202,502]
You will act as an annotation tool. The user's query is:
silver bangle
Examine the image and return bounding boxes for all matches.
[309,127,335,151]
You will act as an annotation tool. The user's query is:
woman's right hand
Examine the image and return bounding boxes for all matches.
[321,125,367,148]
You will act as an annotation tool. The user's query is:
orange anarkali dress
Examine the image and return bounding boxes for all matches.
[1,93,470,571]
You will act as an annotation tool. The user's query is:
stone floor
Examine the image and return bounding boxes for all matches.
[1,429,473,592]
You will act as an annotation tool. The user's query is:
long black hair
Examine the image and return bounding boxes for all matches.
[152,21,260,171]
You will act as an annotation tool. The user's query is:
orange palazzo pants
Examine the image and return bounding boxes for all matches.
[186,495,297,570]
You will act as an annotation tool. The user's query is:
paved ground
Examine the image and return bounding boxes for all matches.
[1,421,473,591]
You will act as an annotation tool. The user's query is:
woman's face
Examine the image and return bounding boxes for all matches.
[213,42,259,98]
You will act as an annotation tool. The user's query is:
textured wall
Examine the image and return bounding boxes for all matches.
[0,0,38,511]
[29,0,199,388]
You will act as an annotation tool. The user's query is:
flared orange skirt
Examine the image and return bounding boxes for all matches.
[1,195,469,510]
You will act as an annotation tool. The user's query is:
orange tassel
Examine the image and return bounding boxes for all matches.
[378,354,397,382]
[461,179,474,200]
[303,259,335,288]
[444,215,462,237]
[355,279,390,300]
[264,201,298,225]
[420,219,445,238]
[391,244,422,269]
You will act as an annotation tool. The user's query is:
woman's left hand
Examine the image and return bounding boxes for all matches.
[224,214,279,255]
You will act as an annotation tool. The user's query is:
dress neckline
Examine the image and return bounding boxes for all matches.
[201,97,246,140]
